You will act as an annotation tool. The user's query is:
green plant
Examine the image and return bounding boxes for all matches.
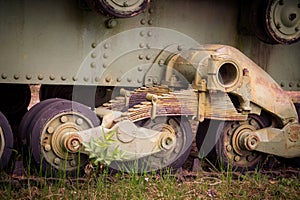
[83,129,127,166]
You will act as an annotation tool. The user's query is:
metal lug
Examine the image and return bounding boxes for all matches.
[243,123,300,158]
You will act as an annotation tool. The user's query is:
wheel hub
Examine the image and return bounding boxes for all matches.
[232,124,256,156]
[222,117,264,168]
[41,112,94,170]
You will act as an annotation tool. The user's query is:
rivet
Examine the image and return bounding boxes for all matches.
[146,55,151,60]
[127,78,132,82]
[38,75,44,80]
[139,43,145,48]
[234,155,240,162]
[140,31,145,37]
[159,60,165,66]
[117,77,122,82]
[44,144,51,152]
[140,19,146,25]
[178,45,183,51]
[14,74,19,80]
[26,75,32,80]
[61,76,66,81]
[103,53,108,59]
[148,20,153,25]
[139,54,144,60]
[103,64,107,68]
[1,73,7,79]
[84,77,89,82]
[147,31,152,37]
[295,27,299,32]
[137,79,142,83]
[104,43,110,49]
[72,76,78,81]
[105,76,111,82]
[280,82,285,87]
[138,66,143,71]
[106,19,118,28]
[297,83,300,87]
[91,53,97,58]
[76,118,83,125]
[54,158,60,165]
[289,82,293,87]
[146,44,151,49]
[91,43,97,48]
[60,116,68,123]
[49,75,55,80]
[90,62,97,68]
[47,126,54,134]
[95,76,101,82]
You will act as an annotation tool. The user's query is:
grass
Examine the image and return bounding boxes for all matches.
[1,164,300,200]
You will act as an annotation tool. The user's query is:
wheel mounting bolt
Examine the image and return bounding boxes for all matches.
[76,118,83,125]
[54,158,61,165]
[60,116,68,123]
[227,130,233,136]
[234,155,240,162]
[47,126,54,134]
[246,155,253,162]
[44,144,51,152]
[226,145,232,152]
[70,160,77,167]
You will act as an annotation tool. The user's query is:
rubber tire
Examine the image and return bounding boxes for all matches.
[0,112,14,169]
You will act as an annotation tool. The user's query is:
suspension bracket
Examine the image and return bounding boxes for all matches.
[242,122,300,158]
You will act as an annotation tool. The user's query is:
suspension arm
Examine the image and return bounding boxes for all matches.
[61,109,177,161]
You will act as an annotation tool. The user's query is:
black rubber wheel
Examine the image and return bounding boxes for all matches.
[30,99,100,176]
[19,98,64,147]
[0,112,14,169]
[110,116,193,173]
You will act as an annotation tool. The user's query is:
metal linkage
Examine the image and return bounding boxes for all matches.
[243,123,300,158]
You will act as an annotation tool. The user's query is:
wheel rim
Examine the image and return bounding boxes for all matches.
[30,100,100,175]
[110,116,193,173]
[217,116,266,170]
[40,112,94,172]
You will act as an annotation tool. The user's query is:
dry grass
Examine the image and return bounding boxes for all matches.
[1,168,299,200]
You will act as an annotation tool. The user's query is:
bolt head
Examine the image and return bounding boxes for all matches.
[60,116,68,123]
[234,155,240,162]
[44,144,51,152]
[54,158,60,165]
[226,145,232,152]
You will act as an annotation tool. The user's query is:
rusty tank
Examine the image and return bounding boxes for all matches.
[0,0,299,174]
